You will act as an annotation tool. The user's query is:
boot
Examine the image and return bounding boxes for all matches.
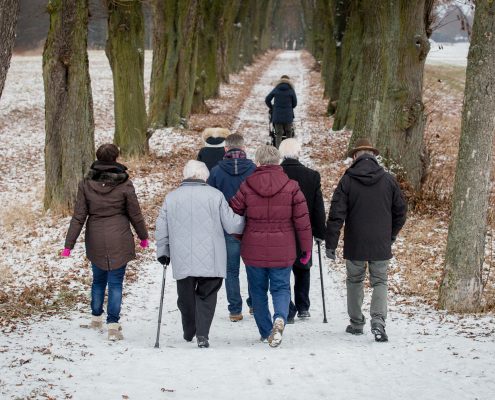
[197,336,209,348]
[371,323,388,342]
[108,323,124,341]
[268,318,285,348]
[345,325,363,335]
[229,313,243,322]
[298,310,311,319]
[91,315,103,330]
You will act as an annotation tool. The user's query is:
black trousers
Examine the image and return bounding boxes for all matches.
[274,123,294,148]
[176,276,223,340]
[288,267,311,319]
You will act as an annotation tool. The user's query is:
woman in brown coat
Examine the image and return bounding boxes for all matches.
[61,144,148,340]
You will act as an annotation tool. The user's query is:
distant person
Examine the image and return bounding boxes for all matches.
[197,127,230,171]
[279,139,326,323]
[61,144,149,341]
[324,139,407,342]
[208,134,256,322]
[265,75,297,148]
[230,145,312,347]
[156,160,245,348]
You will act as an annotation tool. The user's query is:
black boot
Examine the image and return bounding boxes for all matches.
[197,336,210,348]
[371,323,388,342]
[345,325,363,335]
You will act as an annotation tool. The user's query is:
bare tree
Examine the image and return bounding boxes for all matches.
[0,0,20,100]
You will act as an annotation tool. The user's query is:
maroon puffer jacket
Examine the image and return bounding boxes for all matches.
[229,165,312,268]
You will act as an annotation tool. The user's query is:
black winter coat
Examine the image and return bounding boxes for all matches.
[265,82,297,124]
[197,137,226,171]
[281,158,326,269]
[325,155,407,261]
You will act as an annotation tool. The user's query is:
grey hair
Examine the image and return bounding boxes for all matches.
[225,133,245,149]
[183,160,210,181]
[354,150,375,158]
[255,145,280,165]
[278,138,301,159]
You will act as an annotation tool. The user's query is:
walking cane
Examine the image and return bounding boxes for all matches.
[154,265,167,348]
[317,242,328,323]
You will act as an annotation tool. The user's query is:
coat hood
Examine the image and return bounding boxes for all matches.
[219,158,256,177]
[86,161,129,194]
[274,78,294,90]
[202,127,230,142]
[345,155,385,186]
[245,165,290,197]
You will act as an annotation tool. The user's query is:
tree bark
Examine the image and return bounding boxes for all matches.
[438,1,495,312]
[0,0,20,100]
[105,0,147,157]
[43,0,95,213]
[149,0,200,128]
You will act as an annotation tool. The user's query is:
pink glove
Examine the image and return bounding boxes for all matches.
[61,248,71,257]
[299,251,311,265]
[140,239,149,249]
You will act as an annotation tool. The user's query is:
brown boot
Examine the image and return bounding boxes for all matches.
[108,323,124,341]
[268,318,285,348]
[91,315,103,330]
[229,313,243,322]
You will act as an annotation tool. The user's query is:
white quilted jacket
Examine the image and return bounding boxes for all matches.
[156,180,245,280]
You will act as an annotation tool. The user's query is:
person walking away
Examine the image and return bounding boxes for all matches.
[156,160,245,348]
[230,145,312,347]
[279,139,326,323]
[61,144,149,341]
[324,139,407,342]
[265,75,297,148]
[208,133,256,322]
[197,127,230,171]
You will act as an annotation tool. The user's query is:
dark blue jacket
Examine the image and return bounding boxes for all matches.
[265,82,297,124]
[208,154,256,201]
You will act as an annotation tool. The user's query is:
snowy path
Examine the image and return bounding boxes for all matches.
[1,52,495,400]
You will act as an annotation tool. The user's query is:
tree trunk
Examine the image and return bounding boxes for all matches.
[105,0,147,157]
[333,0,433,190]
[0,0,20,100]
[438,1,495,312]
[43,0,95,213]
[148,0,200,129]
[218,0,241,83]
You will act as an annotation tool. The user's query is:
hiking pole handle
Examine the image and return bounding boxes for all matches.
[317,242,328,323]
[154,265,167,348]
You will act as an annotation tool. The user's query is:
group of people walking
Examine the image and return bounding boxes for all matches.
[61,123,407,348]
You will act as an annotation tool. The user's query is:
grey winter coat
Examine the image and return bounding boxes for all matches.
[155,179,245,280]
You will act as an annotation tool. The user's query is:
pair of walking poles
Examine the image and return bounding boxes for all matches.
[153,243,328,348]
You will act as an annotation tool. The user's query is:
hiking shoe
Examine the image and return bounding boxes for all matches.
[345,325,364,335]
[286,316,295,325]
[268,318,285,348]
[229,313,243,322]
[298,310,311,319]
[197,336,209,348]
[108,323,124,341]
[371,324,388,342]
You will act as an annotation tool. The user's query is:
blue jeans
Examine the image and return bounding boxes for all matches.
[246,265,291,339]
[91,264,126,324]
[225,234,251,314]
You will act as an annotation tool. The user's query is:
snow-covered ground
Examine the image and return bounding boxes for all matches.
[1,51,494,399]
[426,41,469,66]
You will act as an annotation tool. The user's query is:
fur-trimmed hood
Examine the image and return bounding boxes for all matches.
[86,161,129,193]
[202,127,231,142]
[273,78,295,90]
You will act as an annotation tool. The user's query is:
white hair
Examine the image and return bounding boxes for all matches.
[183,160,209,181]
[354,150,375,159]
[255,145,280,165]
[279,138,301,159]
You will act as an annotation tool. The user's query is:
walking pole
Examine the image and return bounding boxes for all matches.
[317,242,328,323]
[154,265,167,348]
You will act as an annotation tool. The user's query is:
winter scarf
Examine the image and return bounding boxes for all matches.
[223,149,247,160]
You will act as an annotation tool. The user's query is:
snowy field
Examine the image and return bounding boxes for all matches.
[1,50,494,399]
[426,41,469,66]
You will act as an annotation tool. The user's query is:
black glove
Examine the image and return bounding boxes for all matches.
[157,256,170,266]
[391,236,397,243]
[325,248,336,260]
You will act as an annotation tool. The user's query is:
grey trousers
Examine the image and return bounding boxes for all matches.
[274,123,294,148]
[345,259,389,328]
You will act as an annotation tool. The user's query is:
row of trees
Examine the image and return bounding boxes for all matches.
[40,0,279,212]
[304,0,495,313]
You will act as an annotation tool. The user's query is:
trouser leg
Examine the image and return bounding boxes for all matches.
[177,277,197,341]
[293,267,310,312]
[195,277,223,339]
[106,265,126,323]
[246,266,271,339]
[91,264,107,317]
[224,234,242,314]
[268,266,292,324]
[346,260,367,328]
[369,260,389,328]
